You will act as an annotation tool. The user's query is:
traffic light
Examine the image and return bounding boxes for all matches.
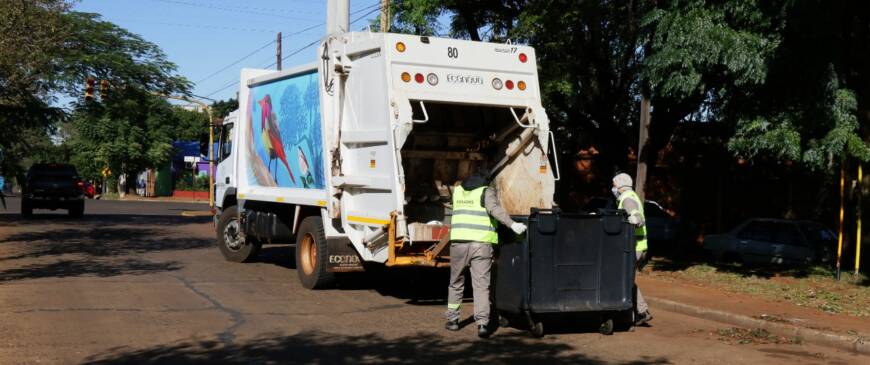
[84,78,95,102]
[99,80,109,99]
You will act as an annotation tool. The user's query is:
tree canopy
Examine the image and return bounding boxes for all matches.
[0,0,190,183]
[389,0,870,175]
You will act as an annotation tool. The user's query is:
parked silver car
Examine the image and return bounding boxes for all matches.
[704,218,835,265]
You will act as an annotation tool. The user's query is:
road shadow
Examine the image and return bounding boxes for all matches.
[257,245,295,270]
[0,213,212,227]
[0,220,213,282]
[257,245,457,305]
[0,226,213,261]
[80,330,672,365]
[0,258,183,282]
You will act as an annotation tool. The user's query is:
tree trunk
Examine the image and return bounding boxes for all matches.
[636,96,651,200]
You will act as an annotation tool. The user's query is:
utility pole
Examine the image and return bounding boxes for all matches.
[327,0,349,34]
[276,32,282,71]
[635,96,651,201]
[857,164,863,276]
[380,0,390,32]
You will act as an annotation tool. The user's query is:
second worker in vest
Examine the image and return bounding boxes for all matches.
[613,173,653,326]
[446,170,527,338]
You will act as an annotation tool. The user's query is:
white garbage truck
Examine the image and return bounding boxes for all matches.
[213,29,559,289]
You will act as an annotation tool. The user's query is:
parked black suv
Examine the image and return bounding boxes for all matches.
[21,163,85,218]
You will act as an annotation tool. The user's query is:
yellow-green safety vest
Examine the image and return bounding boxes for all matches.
[449,185,498,244]
[617,190,648,252]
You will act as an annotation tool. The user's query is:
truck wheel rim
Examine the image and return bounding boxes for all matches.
[301,233,316,275]
[224,220,242,251]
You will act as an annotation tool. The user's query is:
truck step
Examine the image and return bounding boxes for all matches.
[332,175,392,191]
[341,130,390,145]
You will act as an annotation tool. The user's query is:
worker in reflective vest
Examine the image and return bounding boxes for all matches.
[613,173,653,326]
[446,170,527,338]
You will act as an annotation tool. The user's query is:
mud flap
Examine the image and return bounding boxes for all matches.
[326,238,365,272]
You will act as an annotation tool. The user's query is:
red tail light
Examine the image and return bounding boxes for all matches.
[519,53,528,63]
[414,73,424,83]
[505,80,515,90]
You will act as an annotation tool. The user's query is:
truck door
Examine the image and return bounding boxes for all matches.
[215,122,235,208]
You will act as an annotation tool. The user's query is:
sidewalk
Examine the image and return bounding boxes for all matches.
[109,195,210,205]
[639,274,870,353]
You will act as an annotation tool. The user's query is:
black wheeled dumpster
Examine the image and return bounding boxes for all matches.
[495,208,636,337]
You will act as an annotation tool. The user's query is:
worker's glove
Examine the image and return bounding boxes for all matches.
[511,222,527,235]
[628,215,641,225]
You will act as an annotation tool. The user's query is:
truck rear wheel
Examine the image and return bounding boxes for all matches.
[295,216,334,289]
[217,205,261,262]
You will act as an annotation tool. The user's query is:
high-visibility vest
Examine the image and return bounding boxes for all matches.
[617,190,648,252]
[450,185,498,244]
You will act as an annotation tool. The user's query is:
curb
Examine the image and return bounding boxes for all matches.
[111,197,209,204]
[180,210,213,217]
[647,296,870,354]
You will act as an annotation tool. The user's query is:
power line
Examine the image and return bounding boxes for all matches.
[202,3,384,99]
[195,39,277,84]
[150,0,320,21]
[205,38,320,98]
[195,3,381,85]
[113,19,283,33]
[165,0,323,15]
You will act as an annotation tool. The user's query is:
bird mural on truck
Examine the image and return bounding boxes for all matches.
[258,94,296,185]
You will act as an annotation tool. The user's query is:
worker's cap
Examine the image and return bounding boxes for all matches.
[612,173,633,189]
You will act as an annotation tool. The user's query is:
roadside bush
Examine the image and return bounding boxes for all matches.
[175,171,209,191]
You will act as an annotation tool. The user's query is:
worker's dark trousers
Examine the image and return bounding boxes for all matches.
[446,242,493,326]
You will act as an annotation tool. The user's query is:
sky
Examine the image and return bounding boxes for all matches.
[73,0,384,102]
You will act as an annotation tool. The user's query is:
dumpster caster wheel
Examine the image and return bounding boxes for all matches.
[530,322,544,338]
[498,316,510,328]
[599,319,614,335]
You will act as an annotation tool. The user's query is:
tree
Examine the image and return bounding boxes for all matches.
[0,1,190,182]
[723,1,870,170]
[211,98,239,121]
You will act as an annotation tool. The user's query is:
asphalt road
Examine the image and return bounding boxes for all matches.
[0,197,867,364]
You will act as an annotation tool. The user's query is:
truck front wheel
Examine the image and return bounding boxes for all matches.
[217,205,261,262]
[295,216,334,289]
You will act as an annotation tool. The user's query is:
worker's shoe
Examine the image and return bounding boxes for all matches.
[635,311,653,326]
[445,320,460,332]
[477,324,492,339]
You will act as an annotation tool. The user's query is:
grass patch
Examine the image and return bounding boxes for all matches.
[715,327,802,345]
[647,259,870,317]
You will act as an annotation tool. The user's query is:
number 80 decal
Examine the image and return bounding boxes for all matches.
[447,47,459,59]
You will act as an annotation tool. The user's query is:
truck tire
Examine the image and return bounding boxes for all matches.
[217,205,261,262]
[295,216,334,289]
[21,198,33,218]
[68,202,84,218]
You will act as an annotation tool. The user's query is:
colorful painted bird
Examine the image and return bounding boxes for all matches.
[258,95,295,185]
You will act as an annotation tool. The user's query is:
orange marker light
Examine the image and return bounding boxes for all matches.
[518,81,526,91]
[396,42,406,52]
[401,72,411,82]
